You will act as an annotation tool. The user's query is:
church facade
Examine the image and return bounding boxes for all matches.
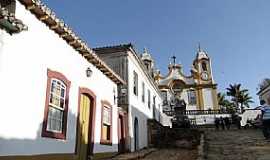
[154,47,219,112]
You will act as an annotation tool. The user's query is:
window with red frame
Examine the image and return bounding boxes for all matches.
[42,69,70,139]
[101,101,112,145]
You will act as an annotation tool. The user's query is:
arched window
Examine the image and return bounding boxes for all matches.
[188,90,197,105]
[201,62,207,71]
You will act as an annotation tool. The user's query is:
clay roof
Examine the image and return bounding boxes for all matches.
[93,43,133,54]
[17,0,125,85]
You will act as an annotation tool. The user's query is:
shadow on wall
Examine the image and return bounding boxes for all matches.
[0,110,121,159]
[0,106,167,156]
[0,111,77,156]
[128,104,167,152]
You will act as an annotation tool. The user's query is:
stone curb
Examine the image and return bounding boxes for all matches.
[197,133,205,160]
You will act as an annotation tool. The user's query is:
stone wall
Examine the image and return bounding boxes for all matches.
[147,119,201,149]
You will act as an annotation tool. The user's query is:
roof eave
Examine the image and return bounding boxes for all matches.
[18,0,125,85]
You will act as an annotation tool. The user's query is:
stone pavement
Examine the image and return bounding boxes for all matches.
[141,148,198,160]
[111,148,197,160]
[205,129,270,160]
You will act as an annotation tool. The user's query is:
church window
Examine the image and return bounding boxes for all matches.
[148,89,151,108]
[188,90,197,105]
[202,62,207,71]
[42,69,71,139]
[142,82,145,102]
[133,71,138,96]
[161,91,168,104]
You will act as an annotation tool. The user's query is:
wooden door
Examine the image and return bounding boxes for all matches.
[78,94,91,160]
[118,115,125,153]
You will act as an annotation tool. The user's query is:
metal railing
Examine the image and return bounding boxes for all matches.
[163,109,233,116]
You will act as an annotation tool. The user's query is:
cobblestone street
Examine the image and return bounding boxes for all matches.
[206,129,270,160]
[141,148,197,160]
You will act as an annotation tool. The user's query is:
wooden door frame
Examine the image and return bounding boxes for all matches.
[75,87,97,157]
[118,110,127,152]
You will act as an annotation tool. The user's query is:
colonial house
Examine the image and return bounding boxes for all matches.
[0,0,127,159]
[94,44,171,152]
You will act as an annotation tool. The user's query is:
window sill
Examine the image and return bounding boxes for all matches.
[41,130,66,140]
[100,140,112,146]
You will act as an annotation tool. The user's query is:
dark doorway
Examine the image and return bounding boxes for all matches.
[134,117,139,151]
[118,115,125,153]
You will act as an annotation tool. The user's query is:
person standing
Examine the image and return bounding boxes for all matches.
[236,115,242,129]
[214,117,220,130]
[220,117,225,130]
[260,100,270,140]
[224,117,231,130]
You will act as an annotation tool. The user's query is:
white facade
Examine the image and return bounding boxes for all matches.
[126,51,164,152]
[202,88,214,110]
[0,2,122,157]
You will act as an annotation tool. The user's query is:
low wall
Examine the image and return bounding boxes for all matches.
[188,114,231,125]
[147,119,201,148]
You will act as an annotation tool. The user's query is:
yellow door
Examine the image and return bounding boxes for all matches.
[78,94,91,160]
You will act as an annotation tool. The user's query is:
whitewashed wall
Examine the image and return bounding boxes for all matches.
[127,52,164,152]
[0,2,119,156]
[240,110,261,126]
[202,88,214,110]
[188,114,231,125]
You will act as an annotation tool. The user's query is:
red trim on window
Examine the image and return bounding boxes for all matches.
[75,87,96,155]
[100,100,113,145]
[41,69,71,140]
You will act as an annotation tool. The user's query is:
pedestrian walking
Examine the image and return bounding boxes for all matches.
[260,100,270,140]
[224,117,231,130]
[236,115,242,129]
[214,117,220,130]
[220,117,225,130]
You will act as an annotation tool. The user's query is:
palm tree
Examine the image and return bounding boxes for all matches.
[218,92,234,112]
[217,92,226,106]
[238,91,253,112]
[226,84,242,111]
[226,83,253,113]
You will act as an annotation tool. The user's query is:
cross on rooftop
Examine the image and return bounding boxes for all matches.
[171,55,176,65]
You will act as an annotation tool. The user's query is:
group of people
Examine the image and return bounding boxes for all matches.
[214,116,232,130]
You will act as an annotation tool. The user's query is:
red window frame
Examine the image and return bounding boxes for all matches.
[100,100,113,145]
[41,69,71,139]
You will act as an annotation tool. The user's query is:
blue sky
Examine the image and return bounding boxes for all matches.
[42,0,270,105]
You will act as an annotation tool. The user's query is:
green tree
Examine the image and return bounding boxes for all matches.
[217,92,235,113]
[238,91,253,112]
[226,84,242,110]
[226,83,253,113]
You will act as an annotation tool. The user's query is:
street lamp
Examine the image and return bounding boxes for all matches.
[86,67,93,78]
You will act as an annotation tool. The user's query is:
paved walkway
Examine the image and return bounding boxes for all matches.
[206,129,270,160]
[111,148,197,160]
[141,148,197,160]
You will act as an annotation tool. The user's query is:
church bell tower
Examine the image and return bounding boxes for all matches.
[193,45,214,85]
